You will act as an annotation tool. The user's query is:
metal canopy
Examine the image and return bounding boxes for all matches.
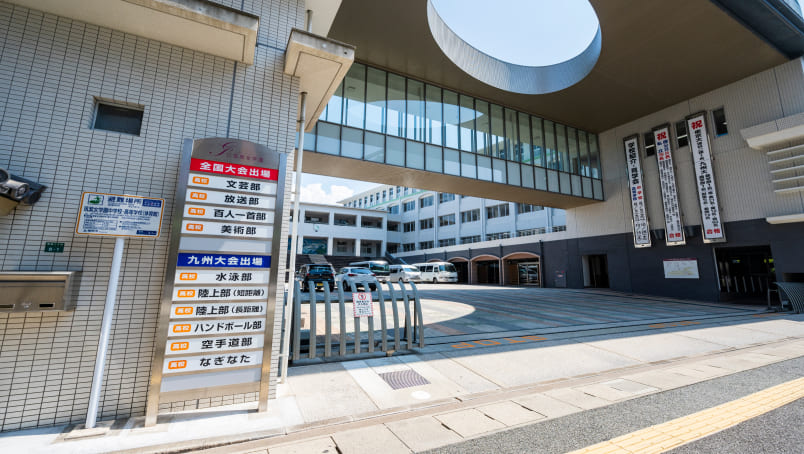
[327,0,790,133]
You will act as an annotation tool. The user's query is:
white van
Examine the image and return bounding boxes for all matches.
[389,264,422,283]
[413,262,458,283]
[348,260,390,282]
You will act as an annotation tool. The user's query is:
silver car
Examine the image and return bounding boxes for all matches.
[389,264,422,283]
[335,267,378,292]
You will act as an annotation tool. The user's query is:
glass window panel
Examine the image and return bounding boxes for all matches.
[406,80,425,141]
[556,123,568,171]
[504,108,517,160]
[365,131,384,162]
[477,155,492,181]
[589,134,601,179]
[341,127,363,159]
[386,135,405,166]
[475,100,491,156]
[406,140,424,169]
[579,130,590,177]
[531,116,545,168]
[571,175,582,196]
[365,67,386,133]
[443,90,459,149]
[324,83,343,124]
[490,104,505,159]
[426,144,442,173]
[492,158,506,183]
[534,166,547,190]
[387,73,406,137]
[303,123,316,151]
[568,127,580,175]
[521,165,534,188]
[582,176,593,198]
[517,113,531,164]
[544,120,557,169]
[507,161,521,186]
[547,169,559,192]
[559,172,571,194]
[317,122,340,155]
[461,151,476,178]
[425,84,442,145]
[444,148,460,175]
[593,179,604,200]
[343,63,366,129]
[459,95,475,152]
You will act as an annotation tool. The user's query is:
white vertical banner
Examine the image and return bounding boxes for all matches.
[652,125,685,246]
[686,113,726,243]
[623,135,651,247]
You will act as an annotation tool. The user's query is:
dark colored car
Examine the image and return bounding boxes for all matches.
[298,264,335,292]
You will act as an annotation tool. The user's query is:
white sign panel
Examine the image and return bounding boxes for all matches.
[623,136,651,247]
[663,259,700,279]
[174,269,269,285]
[184,204,273,224]
[188,172,277,195]
[163,351,262,374]
[687,113,726,242]
[352,292,374,318]
[167,318,265,336]
[76,192,164,237]
[172,286,267,301]
[181,220,271,239]
[653,126,685,246]
[169,302,267,318]
[185,188,275,210]
[166,334,264,355]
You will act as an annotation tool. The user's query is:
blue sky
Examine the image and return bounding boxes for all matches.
[300,1,599,205]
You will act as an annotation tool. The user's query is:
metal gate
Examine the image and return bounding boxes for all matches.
[290,276,424,361]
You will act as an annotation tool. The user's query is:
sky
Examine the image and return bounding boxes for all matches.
[300,1,599,206]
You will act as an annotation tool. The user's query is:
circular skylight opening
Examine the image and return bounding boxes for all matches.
[427,0,601,94]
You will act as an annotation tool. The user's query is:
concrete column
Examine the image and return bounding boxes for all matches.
[355,238,361,256]
[327,236,334,256]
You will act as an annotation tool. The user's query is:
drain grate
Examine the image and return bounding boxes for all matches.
[378,369,431,390]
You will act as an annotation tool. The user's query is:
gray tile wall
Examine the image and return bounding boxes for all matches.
[0,0,301,431]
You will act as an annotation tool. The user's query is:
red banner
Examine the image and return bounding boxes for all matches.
[190,158,278,181]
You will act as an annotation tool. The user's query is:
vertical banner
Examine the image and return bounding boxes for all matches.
[686,113,726,243]
[146,138,287,424]
[652,125,685,246]
[623,135,652,247]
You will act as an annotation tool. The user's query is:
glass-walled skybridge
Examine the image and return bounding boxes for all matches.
[302,63,604,208]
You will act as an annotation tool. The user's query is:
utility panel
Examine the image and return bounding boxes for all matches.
[0,271,78,312]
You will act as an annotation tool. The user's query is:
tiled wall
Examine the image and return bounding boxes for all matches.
[0,0,301,431]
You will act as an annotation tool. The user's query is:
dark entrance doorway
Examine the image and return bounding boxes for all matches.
[450,261,469,283]
[715,245,774,303]
[583,254,609,288]
[475,260,500,284]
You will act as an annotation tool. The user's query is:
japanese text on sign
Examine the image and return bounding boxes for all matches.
[352,292,374,318]
[76,192,164,237]
[623,137,651,247]
[687,114,725,242]
[653,126,685,245]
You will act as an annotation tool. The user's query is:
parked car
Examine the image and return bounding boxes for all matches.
[413,262,458,283]
[348,260,390,282]
[389,264,422,283]
[298,264,335,292]
[336,267,377,291]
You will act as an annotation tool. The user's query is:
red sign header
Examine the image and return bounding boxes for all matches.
[190,158,277,181]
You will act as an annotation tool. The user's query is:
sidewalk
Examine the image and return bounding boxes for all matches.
[2,312,803,454]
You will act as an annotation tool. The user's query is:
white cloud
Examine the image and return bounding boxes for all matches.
[300,183,355,205]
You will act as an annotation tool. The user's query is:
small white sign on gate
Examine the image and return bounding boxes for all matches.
[352,292,374,318]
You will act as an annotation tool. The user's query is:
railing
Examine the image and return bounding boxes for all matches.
[290,276,424,361]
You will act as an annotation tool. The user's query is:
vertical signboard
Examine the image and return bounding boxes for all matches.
[686,113,726,243]
[146,138,287,425]
[652,125,685,246]
[623,135,652,247]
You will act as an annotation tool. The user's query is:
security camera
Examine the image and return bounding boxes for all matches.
[0,169,45,204]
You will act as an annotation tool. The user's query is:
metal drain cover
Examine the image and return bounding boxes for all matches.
[378,369,431,390]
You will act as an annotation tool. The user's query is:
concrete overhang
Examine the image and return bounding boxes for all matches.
[9,0,259,64]
[305,0,343,37]
[328,0,792,133]
[302,153,599,209]
[284,29,355,132]
[741,112,804,149]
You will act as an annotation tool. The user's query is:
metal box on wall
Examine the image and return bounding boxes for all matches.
[0,271,78,312]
